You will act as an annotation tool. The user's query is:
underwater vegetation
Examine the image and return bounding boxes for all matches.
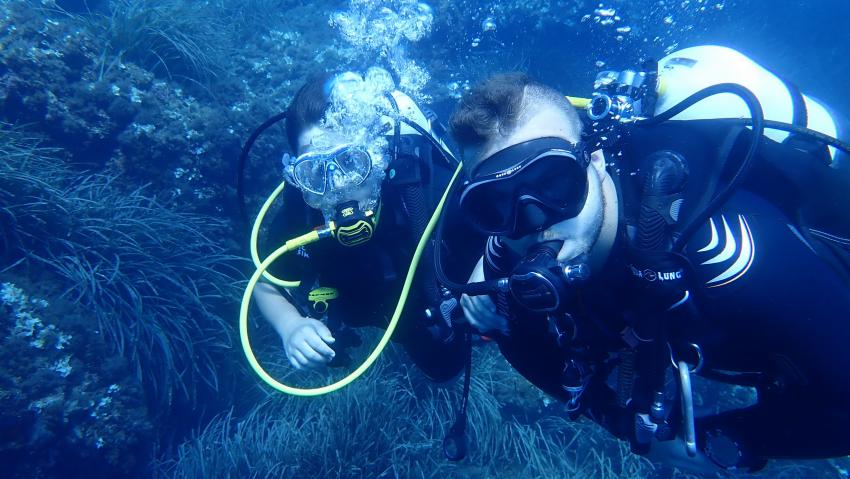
[157,333,850,479]
[157,346,657,479]
[0,110,246,477]
[0,124,242,410]
[89,0,228,81]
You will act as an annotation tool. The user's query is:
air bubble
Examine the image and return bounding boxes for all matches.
[365,67,395,93]
[482,16,497,32]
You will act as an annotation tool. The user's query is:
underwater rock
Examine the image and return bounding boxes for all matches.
[0,281,153,478]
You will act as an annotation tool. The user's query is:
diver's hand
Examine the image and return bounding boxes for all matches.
[281,318,336,370]
[460,294,508,334]
[460,257,509,335]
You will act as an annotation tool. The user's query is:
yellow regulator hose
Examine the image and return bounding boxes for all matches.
[240,164,464,396]
[249,180,302,288]
[567,96,591,109]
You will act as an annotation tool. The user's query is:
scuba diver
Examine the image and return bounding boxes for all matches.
[247,68,473,382]
[437,45,850,471]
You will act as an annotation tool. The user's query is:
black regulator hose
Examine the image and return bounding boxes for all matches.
[636,83,762,129]
[432,195,506,296]
[237,112,288,224]
[398,115,509,296]
[717,118,850,157]
[443,328,472,461]
[401,184,443,307]
[398,118,460,166]
[635,84,765,252]
[399,117,504,296]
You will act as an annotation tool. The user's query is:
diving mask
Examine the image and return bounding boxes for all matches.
[458,137,591,238]
[280,143,383,246]
[284,144,373,196]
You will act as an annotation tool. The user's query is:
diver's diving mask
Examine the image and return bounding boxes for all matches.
[285,144,373,196]
[283,143,381,246]
[458,137,591,239]
[434,138,592,314]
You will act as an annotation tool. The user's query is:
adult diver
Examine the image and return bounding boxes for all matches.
[438,45,850,471]
[240,68,476,385]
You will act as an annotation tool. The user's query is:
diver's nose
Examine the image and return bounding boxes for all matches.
[512,202,548,239]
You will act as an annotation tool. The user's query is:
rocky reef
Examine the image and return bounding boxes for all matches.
[0,281,153,477]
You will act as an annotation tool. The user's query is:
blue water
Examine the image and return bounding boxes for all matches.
[430,0,850,116]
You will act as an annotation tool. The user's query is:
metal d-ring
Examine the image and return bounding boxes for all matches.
[678,360,698,457]
[668,342,704,373]
[669,342,703,458]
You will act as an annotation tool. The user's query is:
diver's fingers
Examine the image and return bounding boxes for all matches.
[462,294,507,333]
[288,351,301,370]
[479,296,508,333]
[291,350,309,370]
[476,294,498,314]
[460,294,487,330]
[304,332,336,359]
[314,322,336,344]
[299,341,327,364]
[460,294,480,321]
[472,295,497,320]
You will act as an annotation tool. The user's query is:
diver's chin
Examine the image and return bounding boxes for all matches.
[541,205,604,263]
[555,238,593,263]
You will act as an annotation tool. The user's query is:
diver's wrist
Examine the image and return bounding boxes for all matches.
[274,310,307,339]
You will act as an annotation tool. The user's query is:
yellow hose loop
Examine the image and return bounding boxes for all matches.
[567,96,592,109]
[240,163,464,396]
[250,180,301,288]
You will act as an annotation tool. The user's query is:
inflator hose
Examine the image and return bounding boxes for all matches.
[398,118,460,165]
[637,151,688,250]
[635,83,766,252]
[717,119,850,157]
[401,184,443,309]
[237,111,288,224]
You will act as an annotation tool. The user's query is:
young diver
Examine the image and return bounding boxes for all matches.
[440,46,850,471]
[251,69,472,381]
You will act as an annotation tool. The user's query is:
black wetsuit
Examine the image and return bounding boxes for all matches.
[481,121,850,466]
[263,138,474,382]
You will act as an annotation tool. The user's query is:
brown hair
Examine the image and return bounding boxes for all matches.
[449,73,582,157]
[285,72,335,150]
